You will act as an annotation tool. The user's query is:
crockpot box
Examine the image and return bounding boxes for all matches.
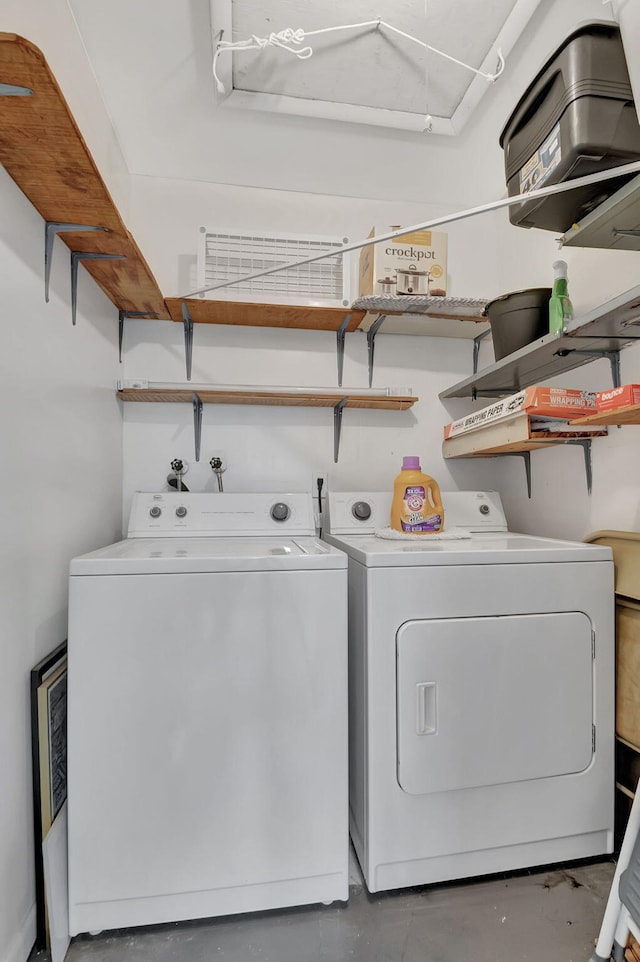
[359,226,448,297]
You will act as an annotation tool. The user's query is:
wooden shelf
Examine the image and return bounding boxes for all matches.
[572,403,640,426]
[0,33,168,319]
[165,299,364,332]
[443,412,605,459]
[117,387,418,410]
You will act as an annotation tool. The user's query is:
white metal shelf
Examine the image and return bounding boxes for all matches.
[439,283,640,399]
[561,174,640,251]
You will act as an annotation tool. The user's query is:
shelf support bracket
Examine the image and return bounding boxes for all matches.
[472,329,491,375]
[182,302,194,381]
[565,439,593,495]
[333,397,348,463]
[0,83,33,96]
[45,222,110,302]
[118,311,158,363]
[554,348,621,388]
[192,392,203,463]
[502,451,532,499]
[367,315,387,388]
[70,251,125,326]
[336,313,351,387]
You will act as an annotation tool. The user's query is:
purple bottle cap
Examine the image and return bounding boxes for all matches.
[402,456,421,470]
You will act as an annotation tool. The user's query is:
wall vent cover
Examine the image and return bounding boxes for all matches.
[197,228,351,307]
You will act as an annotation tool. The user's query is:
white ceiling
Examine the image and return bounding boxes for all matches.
[64,0,599,200]
[227,0,518,117]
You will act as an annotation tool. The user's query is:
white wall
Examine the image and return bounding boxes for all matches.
[118,0,638,528]
[0,136,122,962]
[0,8,128,961]
[121,176,504,513]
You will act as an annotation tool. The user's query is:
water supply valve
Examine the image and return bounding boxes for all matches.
[167,458,189,492]
[210,456,226,492]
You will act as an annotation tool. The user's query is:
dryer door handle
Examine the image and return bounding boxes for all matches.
[416,682,437,735]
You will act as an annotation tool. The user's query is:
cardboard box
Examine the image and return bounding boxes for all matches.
[359,226,448,298]
[597,384,640,411]
[442,411,605,459]
[443,386,597,440]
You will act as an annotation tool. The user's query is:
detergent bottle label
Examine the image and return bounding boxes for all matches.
[400,486,443,533]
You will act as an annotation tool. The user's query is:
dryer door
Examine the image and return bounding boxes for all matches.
[396,613,593,795]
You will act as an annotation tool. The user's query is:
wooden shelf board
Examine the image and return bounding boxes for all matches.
[443,411,606,458]
[0,33,169,319]
[117,388,418,410]
[617,735,640,754]
[572,403,640,426]
[166,299,364,332]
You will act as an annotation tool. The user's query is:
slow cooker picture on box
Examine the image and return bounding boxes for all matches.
[396,267,430,295]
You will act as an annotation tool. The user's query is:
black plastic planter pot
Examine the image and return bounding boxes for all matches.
[485,288,552,361]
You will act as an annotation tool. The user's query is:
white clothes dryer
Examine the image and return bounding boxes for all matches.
[67,492,348,935]
[324,490,614,893]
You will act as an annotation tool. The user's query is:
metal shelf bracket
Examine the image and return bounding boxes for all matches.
[70,251,125,326]
[182,302,194,381]
[192,392,203,462]
[0,83,33,96]
[45,222,110,302]
[367,314,387,387]
[555,348,621,388]
[502,451,533,499]
[336,313,351,387]
[565,439,593,495]
[473,329,491,375]
[118,311,158,363]
[462,450,532,496]
[333,397,348,463]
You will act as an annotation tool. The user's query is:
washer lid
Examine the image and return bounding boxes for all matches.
[70,536,347,575]
[323,531,612,566]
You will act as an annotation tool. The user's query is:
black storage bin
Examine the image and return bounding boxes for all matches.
[500,22,640,232]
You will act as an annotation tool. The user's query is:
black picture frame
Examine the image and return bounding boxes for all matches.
[31,641,67,951]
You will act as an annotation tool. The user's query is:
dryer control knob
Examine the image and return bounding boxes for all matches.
[270,502,290,522]
[149,506,162,518]
[352,501,372,521]
[479,504,490,515]
[176,506,187,518]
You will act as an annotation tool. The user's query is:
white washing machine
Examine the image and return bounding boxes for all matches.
[324,490,615,893]
[67,492,348,935]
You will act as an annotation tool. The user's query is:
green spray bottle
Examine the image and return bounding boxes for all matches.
[549,260,574,335]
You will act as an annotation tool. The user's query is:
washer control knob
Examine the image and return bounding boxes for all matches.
[176,506,187,518]
[479,503,490,515]
[352,501,372,521]
[270,502,290,522]
[149,506,162,518]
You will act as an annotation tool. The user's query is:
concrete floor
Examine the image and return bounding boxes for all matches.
[32,858,615,962]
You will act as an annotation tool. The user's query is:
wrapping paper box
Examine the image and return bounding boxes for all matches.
[444,387,596,440]
[597,385,640,411]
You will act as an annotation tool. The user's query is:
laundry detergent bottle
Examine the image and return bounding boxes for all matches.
[390,457,445,534]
